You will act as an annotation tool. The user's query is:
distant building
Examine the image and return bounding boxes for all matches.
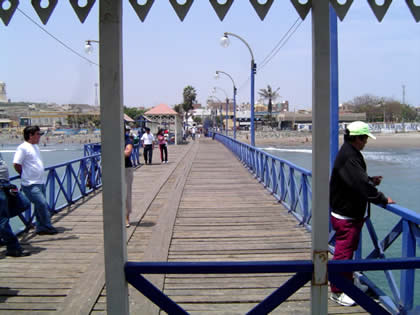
[0,82,7,103]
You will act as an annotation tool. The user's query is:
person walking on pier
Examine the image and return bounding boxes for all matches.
[124,126,134,228]
[329,121,394,306]
[141,127,154,165]
[0,153,31,257]
[157,129,168,164]
[13,126,58,235]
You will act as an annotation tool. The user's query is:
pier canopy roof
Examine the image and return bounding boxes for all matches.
[144,103,182,144]
[124,113,135,123]
[145,103,177,116]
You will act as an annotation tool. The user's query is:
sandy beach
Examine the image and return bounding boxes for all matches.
[0,130,100,146]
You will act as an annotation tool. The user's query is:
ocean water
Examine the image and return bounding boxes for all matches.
[263,144,420,305]
[1,144,84,178]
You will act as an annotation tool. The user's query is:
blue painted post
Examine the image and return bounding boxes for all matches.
[290,168,296,211]
[80,159,86,195]
[330,4,339,236]
[233,87,237,139]
[280,163,285,201]
[271,159,277,193]
[401,220,415,310]
[66,165,72,203]
[330,5,339,168]
[302,175,309,224]
[250,60,256,147]
[48,171,55,211]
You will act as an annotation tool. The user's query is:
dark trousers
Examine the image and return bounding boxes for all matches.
[0,186,21,252]
[159,144,168,162]
[330,216,364,293]
[143,145,153,164]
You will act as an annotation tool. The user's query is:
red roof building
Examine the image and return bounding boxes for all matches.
[144,103,177,115]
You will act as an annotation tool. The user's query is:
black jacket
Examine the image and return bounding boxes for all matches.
[330,141,388,219]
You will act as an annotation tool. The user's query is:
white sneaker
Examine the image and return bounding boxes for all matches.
[354,277,369,293]
[330,293,356,306]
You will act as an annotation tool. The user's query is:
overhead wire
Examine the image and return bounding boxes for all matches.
[236,17,304,95]
[16,8,99,67]
[259,18,303,70]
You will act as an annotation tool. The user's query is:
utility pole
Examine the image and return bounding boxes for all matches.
[402,84,406,105]
[94,83,99,106]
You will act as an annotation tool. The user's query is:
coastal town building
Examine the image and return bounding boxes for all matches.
[0,82,7,103]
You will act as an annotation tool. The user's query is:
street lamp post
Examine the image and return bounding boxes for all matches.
[213,86,229,136]
[215,70,237,139]
[220,32,256,146]
[209,95,222,131]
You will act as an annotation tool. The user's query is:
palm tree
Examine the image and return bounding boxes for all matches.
[258,85,280,116]
[182,85,197,125]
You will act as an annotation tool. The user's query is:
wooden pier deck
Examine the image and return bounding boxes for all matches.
[0,138,367,314]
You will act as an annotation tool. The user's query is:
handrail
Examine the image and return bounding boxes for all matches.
[84,142,141,167]
[9,153,103,234]
[9,143,141,234]
[211,131,420,313]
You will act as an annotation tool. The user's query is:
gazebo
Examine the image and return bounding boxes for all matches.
[144,103,183,145]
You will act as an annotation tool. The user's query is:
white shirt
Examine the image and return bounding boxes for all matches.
[13,141,45,186]
[141,133,154,145]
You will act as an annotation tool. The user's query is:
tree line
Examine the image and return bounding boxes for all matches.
[343,94,419,122]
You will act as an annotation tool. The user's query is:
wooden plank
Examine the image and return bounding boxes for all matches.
[128,141,199,314]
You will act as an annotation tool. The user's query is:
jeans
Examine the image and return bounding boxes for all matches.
[159,144,168,162]
[0,186,21,252]
[22,184,54,232]
[143,145,153,164]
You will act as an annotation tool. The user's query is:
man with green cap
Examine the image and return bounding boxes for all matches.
[329,121,394,306]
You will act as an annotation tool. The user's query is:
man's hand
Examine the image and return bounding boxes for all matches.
[387,197,395,204]
[13,163,22,175]
[371,176,383,186]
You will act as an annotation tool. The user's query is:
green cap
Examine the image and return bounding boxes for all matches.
[347,121,376,139]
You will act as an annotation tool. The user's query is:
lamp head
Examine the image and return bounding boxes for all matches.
[84,41,93,54]
[214,71,220,80]
[220,35,230,48]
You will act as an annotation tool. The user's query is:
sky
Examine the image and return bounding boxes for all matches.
[2,1,419,110]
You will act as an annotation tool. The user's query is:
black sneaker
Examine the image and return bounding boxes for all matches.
[37,227,58,235]
[6,249,31,257]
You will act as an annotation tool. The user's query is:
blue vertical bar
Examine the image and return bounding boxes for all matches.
[401,220,415,310]
[330,4,339,234]
[66,166,72,203]
[330,5,339,169]
[250,61,256,147]
[233,88,237,139]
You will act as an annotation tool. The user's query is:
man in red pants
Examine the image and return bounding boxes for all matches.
[329,121,394,306]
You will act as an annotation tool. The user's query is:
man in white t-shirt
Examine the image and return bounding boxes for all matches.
[140,127,155,165]
[13,126,58,235]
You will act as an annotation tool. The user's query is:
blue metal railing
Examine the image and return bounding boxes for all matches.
[84,142,141,167]
[10,153,102,233]
[125,132,420,314]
